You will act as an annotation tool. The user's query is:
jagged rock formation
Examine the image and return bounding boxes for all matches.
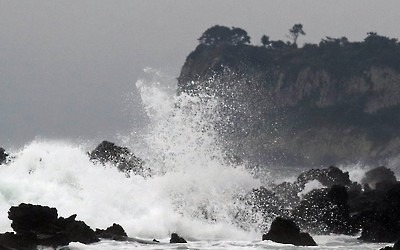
[0,203,99,249]
[89,141,147,177]
[95,223,127,241]
[254,165,400,243]
[178,29,400,167]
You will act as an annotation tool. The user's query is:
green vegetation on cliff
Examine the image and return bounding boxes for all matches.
[178,25,400,167]
[180,27,400,85]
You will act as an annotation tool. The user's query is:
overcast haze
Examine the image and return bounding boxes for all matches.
[1,1,400,148]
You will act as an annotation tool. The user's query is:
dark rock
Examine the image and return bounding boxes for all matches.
[348,183,375,213]
[292,185,355,235]
[170,233,187,243]
[296,166,351,189]
[394,239,400,249]
[328,185,348,206]
[0,148,8,165]
[95,223,127,240]
[362,166,397,189]
[1,203,99,248]
[8,203,58,235]
[89,141,146,177]
[262,217,317,246]
[349,172,397,216]
[356,183,400,242]
[57,215,99,244]
[376,180,398,194]
[358,210,400,243]
[0,232,37,250]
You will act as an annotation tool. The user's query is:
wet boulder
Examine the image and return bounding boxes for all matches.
[170,233,187,243]
[95,223,127,240]
[9,203,58,235]
[262,217,317,246]
[56,215,99,245]
[89,141,146,177]
[1,203,99,248]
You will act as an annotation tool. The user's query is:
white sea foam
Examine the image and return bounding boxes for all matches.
[0,70,390,249]
[0,70,262,242]
[297,180,325,200]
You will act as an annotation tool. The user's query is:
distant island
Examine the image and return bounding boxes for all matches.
[178,25,400,167]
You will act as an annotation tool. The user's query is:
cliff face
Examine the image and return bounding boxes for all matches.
[270,66,400,113]
[178,42,400,167]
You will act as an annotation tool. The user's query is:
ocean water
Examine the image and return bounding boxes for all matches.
[68,235,386,250]
[0,70,391,249]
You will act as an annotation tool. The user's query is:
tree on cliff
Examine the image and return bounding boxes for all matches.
[289,23,306,45]
[198,25,251,46]
[364,32,398,48]
[261,35,271,47]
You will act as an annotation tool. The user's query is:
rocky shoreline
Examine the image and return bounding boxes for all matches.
[1,142,400,249]
[0,203,191,249]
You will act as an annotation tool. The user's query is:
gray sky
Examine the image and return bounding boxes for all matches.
[1,0,400,148]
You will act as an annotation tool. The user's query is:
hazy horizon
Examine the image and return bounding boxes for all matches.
[1,0,400,148]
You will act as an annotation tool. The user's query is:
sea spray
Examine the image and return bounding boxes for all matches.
[0,70,264,241]
[131,69,264,239]
[0,140,148,233]
[0,71,394,250]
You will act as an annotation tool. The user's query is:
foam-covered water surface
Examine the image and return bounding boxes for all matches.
[68,235,386,250]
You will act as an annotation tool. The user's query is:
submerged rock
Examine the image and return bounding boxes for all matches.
[170,233,187,243]
[262,217,317,246]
